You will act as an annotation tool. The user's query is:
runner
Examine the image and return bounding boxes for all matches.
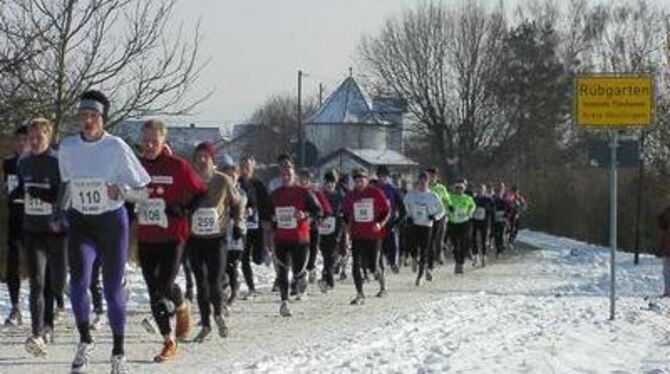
[334,173,351,281]
[238,156,271,299]
[135,120,207,363]
[448,181,476,274]
[2,125,29,326]
[19,118,68,356]
[269,159,322,316]
[403,172,445,286]
[343,168,391,305]
[426,167,451,266]
[218,156,247,306]
[397,178,411,268]
[504,186,527,246]
[57,90,151,374]
[188,144,243,342]
[492,183,511,256]
[373,165,405,274]
[472,183,494,267]
[299,168,332,287]
[318,170,344,293]
[268,153,295,292]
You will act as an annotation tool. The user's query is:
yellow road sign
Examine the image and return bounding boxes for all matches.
[574,74,654,129]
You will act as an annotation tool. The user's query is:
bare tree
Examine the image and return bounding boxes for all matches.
[243,94,317,164]
[0,0,209,136]
[359,0,506,178]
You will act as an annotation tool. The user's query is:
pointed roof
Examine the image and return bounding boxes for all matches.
[308,77,384,125]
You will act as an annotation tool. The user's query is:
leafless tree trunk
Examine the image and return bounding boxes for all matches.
[0,0,210,136]
[359,0,506,178]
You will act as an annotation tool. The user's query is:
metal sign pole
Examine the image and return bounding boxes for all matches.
[609,130,618,320]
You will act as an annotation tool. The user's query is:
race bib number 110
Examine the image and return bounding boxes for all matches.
[71,179,108,215]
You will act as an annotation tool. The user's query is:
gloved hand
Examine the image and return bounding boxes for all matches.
[232,225,243,241]
[165,204,186,218]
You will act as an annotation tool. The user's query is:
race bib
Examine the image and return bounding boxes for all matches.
[413,204,428,223]
[24,192,53,216]
[6,175,18,194]
[473,207,486,221]
[276,207,297,229]
[138,198,168,228]
[71,179,108,214]
[495,210,506,222]
[354,200,374,223]
[192,208,220,236]
[319,216,337,235]
[454,208,469,223]
[246,207,259,230]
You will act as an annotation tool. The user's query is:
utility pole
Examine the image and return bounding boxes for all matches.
[319,83,324,106]
[298,69,304,167]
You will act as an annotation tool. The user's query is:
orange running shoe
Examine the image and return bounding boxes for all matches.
[175,302,191,341]
[153,339,177,363]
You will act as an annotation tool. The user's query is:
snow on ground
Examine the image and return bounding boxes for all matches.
[0,230,669,373]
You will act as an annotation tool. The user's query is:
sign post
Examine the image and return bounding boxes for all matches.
[608,130,618,321]
[574,73,655,321]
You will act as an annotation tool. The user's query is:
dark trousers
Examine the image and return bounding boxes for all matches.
[138,241,186,336]
[449,222,471,265]
[493,222,506,253]
[188,237,228,328]
[431,218,446,263]
[351,239,382,294]
[381,227,399,268]
[410,225,433,279]
[319,231,339,288]
[306,227,320,272]
[6,229,22,306]
[182,252,194,297]
[471,220,489,256]
[241,229,264,291]
[25,233,67,337]
[226,249,243,302]
[275,242,309,301]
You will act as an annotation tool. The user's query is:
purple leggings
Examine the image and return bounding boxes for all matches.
[68,207,128,336]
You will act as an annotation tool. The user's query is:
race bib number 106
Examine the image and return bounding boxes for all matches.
[138,198,168,228]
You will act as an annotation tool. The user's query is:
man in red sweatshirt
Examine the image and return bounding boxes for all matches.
[343,168,391,305]
[269,160,322,317]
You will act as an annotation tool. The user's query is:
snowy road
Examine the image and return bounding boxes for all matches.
[1,231,669,373]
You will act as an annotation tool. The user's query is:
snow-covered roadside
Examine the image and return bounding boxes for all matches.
[0,230,668,373]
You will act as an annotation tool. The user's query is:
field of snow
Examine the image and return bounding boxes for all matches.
[0,230,669,373]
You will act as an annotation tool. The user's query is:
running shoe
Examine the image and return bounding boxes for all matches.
[111,354,129,374]
[153,339,177,363]
[70,342,95,374]
[25,335,48,357]
[279,301,291,317]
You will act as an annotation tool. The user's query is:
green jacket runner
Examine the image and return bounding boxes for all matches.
[449,193,476,224]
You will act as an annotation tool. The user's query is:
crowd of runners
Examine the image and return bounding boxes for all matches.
[1,91,527,373]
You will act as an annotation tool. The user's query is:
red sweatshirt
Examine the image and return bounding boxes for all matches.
[271,185,322,244]
[137,153,206,243]
[343,185,391,240]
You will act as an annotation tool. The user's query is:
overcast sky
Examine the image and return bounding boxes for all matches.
[174,0,421,125]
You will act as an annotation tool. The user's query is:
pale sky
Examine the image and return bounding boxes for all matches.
[173,0,665,126]
[173,0,420,125]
